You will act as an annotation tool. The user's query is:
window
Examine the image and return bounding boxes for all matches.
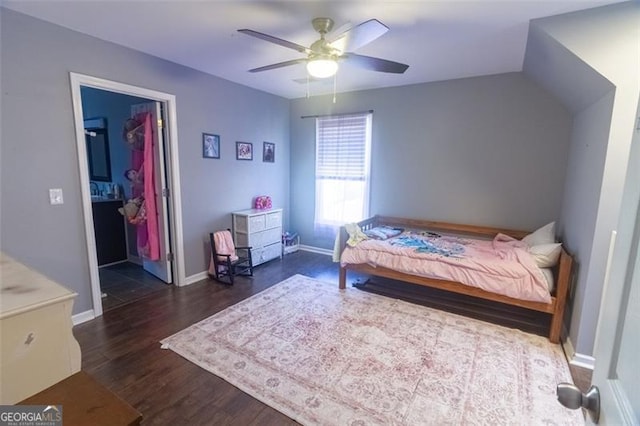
[314,112,372,232]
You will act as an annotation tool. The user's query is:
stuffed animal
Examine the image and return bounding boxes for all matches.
[118,197,143,222]
[122,118,145,150]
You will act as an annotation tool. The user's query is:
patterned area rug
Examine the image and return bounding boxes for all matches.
[161,275,583,425]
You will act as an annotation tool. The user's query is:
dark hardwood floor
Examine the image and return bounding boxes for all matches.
[74,251,590,425]
[99,262,170,312]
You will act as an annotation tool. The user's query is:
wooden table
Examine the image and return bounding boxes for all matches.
[19,371,142,426]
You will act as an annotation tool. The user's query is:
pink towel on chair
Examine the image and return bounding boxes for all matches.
[208,231,239,275]
[215,230,239,261]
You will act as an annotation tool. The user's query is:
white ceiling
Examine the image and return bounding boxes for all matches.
[2,1,624,99]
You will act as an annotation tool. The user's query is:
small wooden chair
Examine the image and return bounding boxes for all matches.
[209,230,253,285]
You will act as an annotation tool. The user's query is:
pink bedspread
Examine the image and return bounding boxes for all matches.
[341,232,551,303]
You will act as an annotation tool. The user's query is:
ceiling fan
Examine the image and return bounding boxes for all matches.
[238,17,409,79]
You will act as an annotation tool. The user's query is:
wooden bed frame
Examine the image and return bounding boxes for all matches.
[338,215,573,343]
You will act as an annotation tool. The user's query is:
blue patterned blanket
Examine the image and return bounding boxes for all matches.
[390,234,466,257]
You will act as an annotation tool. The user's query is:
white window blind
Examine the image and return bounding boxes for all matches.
[314,112,372,230]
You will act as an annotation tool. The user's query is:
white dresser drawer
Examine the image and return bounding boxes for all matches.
[235,214,267,234]
[246,230,265,248]
[262,242,282,262]
[252,242,282,266]
[262,227,282,245]
[244,227,281,248]
[248,215,265,232]
[265,210,282,229]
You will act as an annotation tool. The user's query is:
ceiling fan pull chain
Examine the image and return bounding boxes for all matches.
[333,73,337,104]
[306,73,310,99]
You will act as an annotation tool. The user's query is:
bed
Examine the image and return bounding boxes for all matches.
[338,215,573,343]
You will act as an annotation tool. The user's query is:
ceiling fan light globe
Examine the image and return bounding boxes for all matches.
[307,59,338,78]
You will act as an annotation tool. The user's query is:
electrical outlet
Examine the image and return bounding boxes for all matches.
[49,188,64,205]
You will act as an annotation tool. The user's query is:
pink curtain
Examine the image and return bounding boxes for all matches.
[131,112,160,261]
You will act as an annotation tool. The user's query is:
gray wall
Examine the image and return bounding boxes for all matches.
[558,92,614,346]
[290,73,572,249]
[525,1,640,356]
[0,9,290,314]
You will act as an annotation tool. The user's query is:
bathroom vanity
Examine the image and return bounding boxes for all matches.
[92,198,127,266]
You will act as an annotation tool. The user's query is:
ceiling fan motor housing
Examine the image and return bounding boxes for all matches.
[310,39,338,57]
[311,17,334,35]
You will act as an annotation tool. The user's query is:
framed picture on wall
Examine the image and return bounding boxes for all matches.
[236,142,253,160]
[263,142,275,163]
[203,133,220,159]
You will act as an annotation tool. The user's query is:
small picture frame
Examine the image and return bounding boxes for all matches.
[236,141,253,161]
[203,133,220,159]
[263,142,275,163]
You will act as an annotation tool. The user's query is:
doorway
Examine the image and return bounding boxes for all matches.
[82,88,170,310]
[71,73,186,318]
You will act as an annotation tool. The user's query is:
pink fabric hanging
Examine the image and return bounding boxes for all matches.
[142,112,160,261]
[129,117,148,257]
[128,112,160,261]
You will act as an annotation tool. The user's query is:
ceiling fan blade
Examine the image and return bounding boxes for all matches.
[328,19,388,53]
[342,53,409,74]
[248,58,307,73]
[238,29,310,54]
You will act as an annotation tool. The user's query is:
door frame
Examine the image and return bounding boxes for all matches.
[70,72,186,318]
[589,98,640,424]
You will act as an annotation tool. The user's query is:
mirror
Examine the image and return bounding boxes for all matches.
[84,118,112,182]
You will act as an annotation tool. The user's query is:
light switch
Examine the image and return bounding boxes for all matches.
[49,188,64,205]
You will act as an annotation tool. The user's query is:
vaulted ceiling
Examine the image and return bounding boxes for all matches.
[1,1,625,99]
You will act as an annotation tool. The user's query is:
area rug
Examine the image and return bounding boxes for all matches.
[160,274,583,425]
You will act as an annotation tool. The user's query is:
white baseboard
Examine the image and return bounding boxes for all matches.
[299,245,332,256]
[72,309,95,325]
[571,353,596,370]
[184,271,209,286]
[563,334,595,370]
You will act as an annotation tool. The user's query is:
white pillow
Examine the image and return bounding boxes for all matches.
[522,222,556,246]
[540,268,555,292]
[530,243,562,268]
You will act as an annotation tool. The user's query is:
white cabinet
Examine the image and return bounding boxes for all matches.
[0,252,81,404]
[232,208,283,266]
